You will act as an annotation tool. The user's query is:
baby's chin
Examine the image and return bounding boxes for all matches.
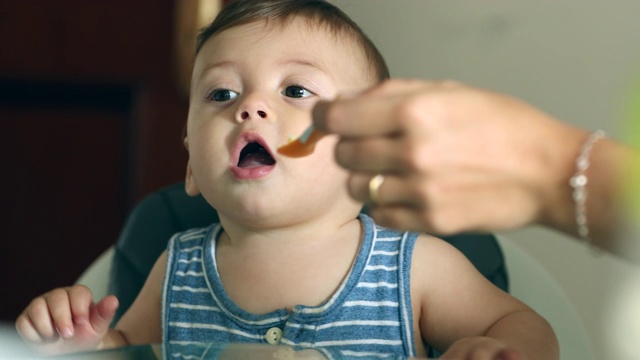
[218,202,354,231]
[216,198,300,225]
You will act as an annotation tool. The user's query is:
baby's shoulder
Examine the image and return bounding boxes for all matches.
[411,233,478,276]
[413,233,460,254]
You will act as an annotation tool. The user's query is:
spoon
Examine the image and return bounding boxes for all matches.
[277,125,326,158]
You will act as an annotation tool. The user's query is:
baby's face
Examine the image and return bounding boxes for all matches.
[185,18,375,226]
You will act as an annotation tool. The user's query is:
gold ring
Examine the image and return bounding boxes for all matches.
[368,174,385,205]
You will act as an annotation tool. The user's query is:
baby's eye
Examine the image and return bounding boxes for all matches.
[283,85,312,98]
[208,89,239,102]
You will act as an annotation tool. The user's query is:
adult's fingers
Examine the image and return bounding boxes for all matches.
[348,172,492,235]
[313,79,451,136]
[347,172,424,207]
[335,136,409,173]
[348,173,439,233]
[313,81,416,137]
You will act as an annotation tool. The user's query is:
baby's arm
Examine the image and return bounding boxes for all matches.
[15,286,125,355]
[412,235,559,360]
[112,251,166,345]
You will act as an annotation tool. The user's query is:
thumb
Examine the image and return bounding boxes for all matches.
[89,295,119,334]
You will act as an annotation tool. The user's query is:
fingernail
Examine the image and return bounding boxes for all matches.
[74,316,87,325]
[58,327,73,338]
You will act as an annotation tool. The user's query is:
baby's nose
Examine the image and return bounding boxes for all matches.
[240,110,267,121]
[240,110,267,120]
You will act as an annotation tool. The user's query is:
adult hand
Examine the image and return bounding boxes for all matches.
[314,79,586,235]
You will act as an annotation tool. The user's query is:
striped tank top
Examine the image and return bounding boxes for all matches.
[162,214,419,358]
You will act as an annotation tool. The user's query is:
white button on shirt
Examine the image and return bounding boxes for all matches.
[265,327,283,345]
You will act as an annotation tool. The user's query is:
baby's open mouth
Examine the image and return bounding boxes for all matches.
[237,142,276,168]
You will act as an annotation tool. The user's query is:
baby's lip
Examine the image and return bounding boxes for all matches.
[230,132,276,179]
[231,132,274,165]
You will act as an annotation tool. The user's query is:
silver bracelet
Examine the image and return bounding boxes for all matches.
[569,130,605,243]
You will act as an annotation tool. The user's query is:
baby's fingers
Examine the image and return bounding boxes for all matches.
[442,337,518,360]
[89,295,119,335]
[67,286,94,326]
[496,348,525,360]
[16,296,61,342]
[15,304,51,343]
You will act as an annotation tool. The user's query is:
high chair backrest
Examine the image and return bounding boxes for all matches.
[496,235,596,360]
[107,182,509,323]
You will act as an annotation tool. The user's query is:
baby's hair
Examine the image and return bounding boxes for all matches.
[195,0,390,82]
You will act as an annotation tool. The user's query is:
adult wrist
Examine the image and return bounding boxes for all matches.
[569,130,605,244]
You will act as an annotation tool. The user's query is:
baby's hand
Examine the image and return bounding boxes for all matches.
[441,336,526,360]
[15,285,119,355]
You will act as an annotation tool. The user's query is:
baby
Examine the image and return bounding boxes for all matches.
[16,1,558,359]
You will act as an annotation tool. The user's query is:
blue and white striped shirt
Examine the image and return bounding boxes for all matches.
[162,214,419,358]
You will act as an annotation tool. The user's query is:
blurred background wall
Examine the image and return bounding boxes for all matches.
[331,1,640,359]
[0,0,230,325]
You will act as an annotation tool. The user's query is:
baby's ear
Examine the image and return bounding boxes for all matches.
[184,159,201,196]
[183,137,200,196]
[182,135,189,150]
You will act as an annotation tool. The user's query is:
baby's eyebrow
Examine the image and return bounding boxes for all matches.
[193,61,237,89]
[280,59,326,73]
[201,60,236,73]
